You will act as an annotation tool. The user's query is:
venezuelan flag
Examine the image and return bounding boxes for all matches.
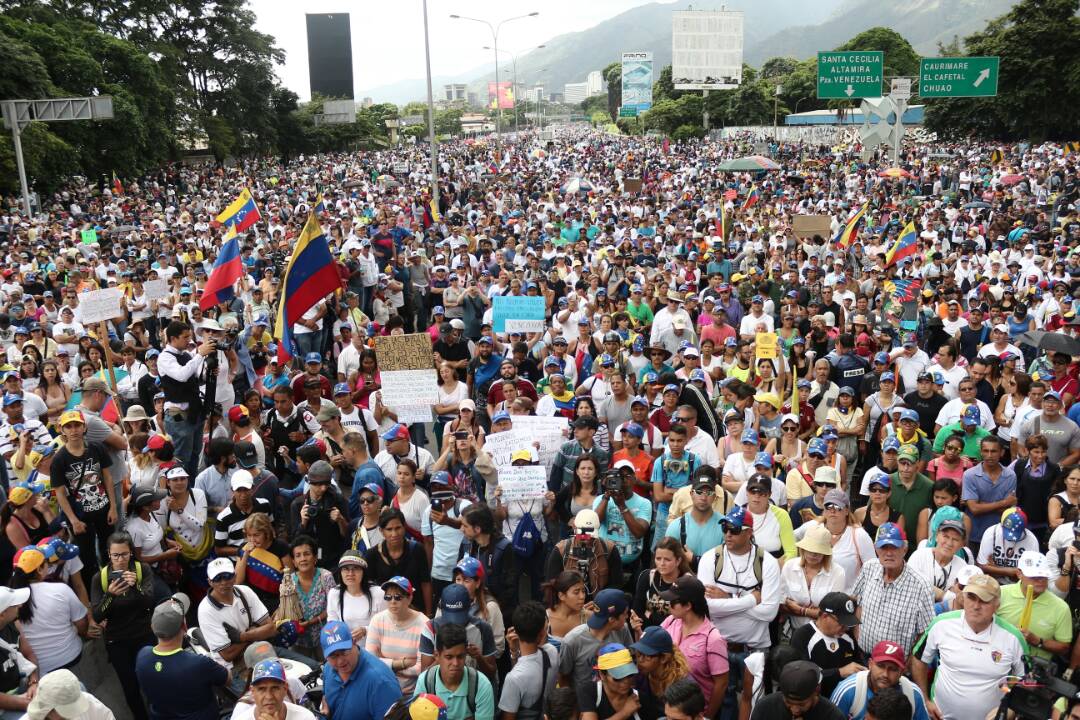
[742,185,760,211]
[274,212,343,361]
[314,193,327,214]
[885,221,919,267]
[833,201,868,249]
[199,227,242,311]
[213,188,262,233]
[66,368,127,424]
[112,172,123,196]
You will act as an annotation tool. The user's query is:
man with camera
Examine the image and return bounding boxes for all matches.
[594,463,652,581]
[289,460,349,569]
[158,320,225,476]
[198,318,239,413]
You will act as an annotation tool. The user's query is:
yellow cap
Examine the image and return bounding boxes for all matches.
[59,410,84,427]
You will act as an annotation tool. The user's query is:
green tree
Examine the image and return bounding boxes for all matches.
[603,61,621,120]
[760,57,799,80]
[835,27,920,79]
[652,65,684,104]
[435,109,463,136]
[924,0,1080,140]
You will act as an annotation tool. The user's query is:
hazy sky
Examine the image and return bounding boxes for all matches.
[248,0,660,100]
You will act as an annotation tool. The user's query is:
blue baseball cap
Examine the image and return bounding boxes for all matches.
[643,371,659,383]
[874,522,907,549]
[551,335,566,345]
[880,371,895,383]
[361,482,384,498]
[753,451,772,468]
[251,659,287,684]
[477,335,493,345]
[632,336,645,352]
[630,395,649,408]
[429,470,451,487]
[868,473,891,490]
[620,422,645,439]
[145,348,160,359]
[882,436,901,453]
[333,383,351,396]
[598,353,615,367]
[439,583,472,624]
[432,305,445,315]
[898,408,919,424]
[304,352,322,365]
[320,620,354,656]
[741,428,759,445]
[492,410,511,424]
[253,315,269,326]
[1002,510,1027,542]
[807,437,828,457]
[544,356,561,368]
[663,383,681,395]
[689,368,707,382]
[821,425,839,440]
[381,423,410,442]
[932,371,945,386]
[382,576,413,594]
[961,404,981,425]
[720,505,754,532]
[2,393,21,407]
[630,626,674,656]
[454,555,485,580]
[587,589,630,630]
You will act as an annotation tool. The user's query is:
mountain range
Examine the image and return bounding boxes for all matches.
[358,0,1019,105]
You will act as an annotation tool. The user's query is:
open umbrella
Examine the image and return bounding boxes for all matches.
[1017,330,1080,356]
[343,179,363,189]
[560,177,593,194]
[999,174,1024,186]
[717,155,781,172]
[962,201,992,210]
[878,167,915,179]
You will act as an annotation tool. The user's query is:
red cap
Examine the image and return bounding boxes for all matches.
[143,434,167,453]
[227,405,249,423]
[870,641,906,669]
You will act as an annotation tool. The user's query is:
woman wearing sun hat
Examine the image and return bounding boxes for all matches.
[781,524,846,630]
[26,669,113,720]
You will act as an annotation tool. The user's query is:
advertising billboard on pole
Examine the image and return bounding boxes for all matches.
[672,10,744,90]
[621,51,653,113]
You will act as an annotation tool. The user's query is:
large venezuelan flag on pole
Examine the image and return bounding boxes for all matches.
[885,221,919,267]
[273,212,343,361]
[213,188,262,232]
[199,227,242,311]
[833,201,868,249]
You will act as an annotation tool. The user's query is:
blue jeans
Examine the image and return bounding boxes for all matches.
[164,411,201,477]
[293,332,320,363]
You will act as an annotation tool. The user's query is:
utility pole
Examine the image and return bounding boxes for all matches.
[422,0,439,211]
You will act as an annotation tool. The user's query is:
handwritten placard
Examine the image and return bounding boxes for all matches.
[481,428,533,467]
[79,288,124,324]
[374,333,434,371]
[80,229,98,245]
[791,215,832,240]
[492,296,546,333]
[496,465,548,501]
[380,369,438,424]
[507,415,569,468]
[143,279,170,301]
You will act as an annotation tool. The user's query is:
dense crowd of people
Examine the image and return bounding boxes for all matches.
[0,128,1078,720]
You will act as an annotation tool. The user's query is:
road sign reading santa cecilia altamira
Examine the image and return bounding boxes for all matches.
[817,51,883,99]
[918,56,999,98]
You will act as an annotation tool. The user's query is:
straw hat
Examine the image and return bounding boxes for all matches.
[796,524,834,556]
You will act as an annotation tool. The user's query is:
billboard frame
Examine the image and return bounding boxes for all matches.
[671,10,744,91]
[621,51,654,114]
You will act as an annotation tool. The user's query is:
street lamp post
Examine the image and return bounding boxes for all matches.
[450,11,538,144]
[484,45,544,133]
[422,0,439,212]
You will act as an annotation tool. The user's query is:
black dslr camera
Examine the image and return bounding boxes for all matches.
[1004,656,1080,720]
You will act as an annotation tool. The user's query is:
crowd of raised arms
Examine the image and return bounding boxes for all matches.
[0,128,1078,720]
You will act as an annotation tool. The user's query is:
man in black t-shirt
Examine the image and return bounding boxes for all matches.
[903,372,948,437]
[789,593,864,698]
[51,409,117,589]
[433,320,471,381]
[751,660,846,720]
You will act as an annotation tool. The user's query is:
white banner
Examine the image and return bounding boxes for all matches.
[143,279,170,301]
[507,415,569,468]
[672,10,744,90]
[496,465,548,502]
[481,428,533,468]
[79,288,124,324]
[380,369,438,424]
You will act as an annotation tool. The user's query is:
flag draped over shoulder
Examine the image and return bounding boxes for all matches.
[213,188,262,232]
[833,201,868,249]
[742,184,760,211]
[199,227,242,311]
[273,212,343,361]
[885,222,919,267]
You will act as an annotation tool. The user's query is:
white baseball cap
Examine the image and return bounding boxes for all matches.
[1018,551,1051,578]
[207,557,235,581]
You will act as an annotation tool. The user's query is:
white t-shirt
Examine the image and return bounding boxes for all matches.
[325,587,386,634]
[197,585,270,669]
[906,546,969,602]
[127,513,166,560]
[393,489,432,535]
[975,525,1038,571]
[22,581,87,674]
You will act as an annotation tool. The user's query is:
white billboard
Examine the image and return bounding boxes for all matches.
[672,10,744,90]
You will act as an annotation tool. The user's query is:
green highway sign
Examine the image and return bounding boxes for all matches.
[817,51,883,99]
[918,56,1000,98]
[619,106,639,118]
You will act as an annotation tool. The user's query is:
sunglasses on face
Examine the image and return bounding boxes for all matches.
[673,416,690,423]
[782,425,798,432]
[693,487,715,496]
[213,573,236,582]
[722,526,745,535]
[360,496,380,505]
[869,485,889,493]
[824,503,845,511]
[383,593,406,602]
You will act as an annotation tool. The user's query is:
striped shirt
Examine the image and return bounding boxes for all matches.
[0,419,52,461]
[214,498,272,548]
[365,609,427,694]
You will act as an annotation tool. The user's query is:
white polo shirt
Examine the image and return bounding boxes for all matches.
[916,611,1025,720]
[197,585,270,669]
